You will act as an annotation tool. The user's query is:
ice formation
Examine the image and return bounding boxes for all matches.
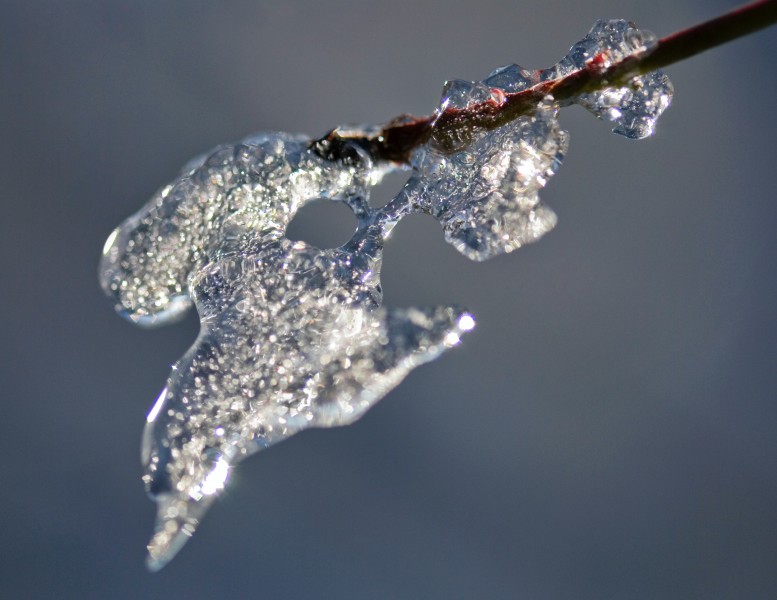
[101,133,475,570]
[100,19,672,570]
[411,89,567,261]
[405,19,671,261]
[558,19,673,139]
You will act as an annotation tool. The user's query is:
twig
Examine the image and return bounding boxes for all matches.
[311,0,777,164]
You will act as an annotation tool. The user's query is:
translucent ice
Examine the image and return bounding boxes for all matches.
[410,80,567,261]
[553,19,673,139]
[576,69,673,138]
[402,19,671,261]
[483,63,537,93]
[101,133,473,570]
[101,17,673,571]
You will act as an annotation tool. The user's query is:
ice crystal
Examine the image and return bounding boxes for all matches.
[100,18,672,570]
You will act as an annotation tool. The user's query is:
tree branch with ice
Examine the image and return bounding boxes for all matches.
[313,0,777,164]
[99,0,777,570]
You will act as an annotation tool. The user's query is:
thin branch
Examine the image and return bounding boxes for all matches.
[311,0,777,164]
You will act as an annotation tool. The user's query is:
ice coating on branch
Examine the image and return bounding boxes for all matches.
[547,19,658,79]
[407,19,671,260]
[101,133,473,570]
[408,75,567,261]
[550,19,673,139]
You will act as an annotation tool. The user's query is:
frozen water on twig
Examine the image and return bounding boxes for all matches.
[410,82,567,261]
[405,19,671,260]
[557,19,673,138]
[99,18,672,570]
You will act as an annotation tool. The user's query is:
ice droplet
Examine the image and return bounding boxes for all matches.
[576,70,673,139]
[558,19,673,139]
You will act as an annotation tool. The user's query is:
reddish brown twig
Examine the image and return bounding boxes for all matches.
[311,0,777,164]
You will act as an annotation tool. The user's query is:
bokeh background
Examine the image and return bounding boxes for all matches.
[2,1,775,598]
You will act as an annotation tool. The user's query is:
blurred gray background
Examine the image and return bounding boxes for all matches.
[1,1,775,598]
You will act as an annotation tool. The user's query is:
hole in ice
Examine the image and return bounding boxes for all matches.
[285,199,358,249]
[369,169,411,208]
